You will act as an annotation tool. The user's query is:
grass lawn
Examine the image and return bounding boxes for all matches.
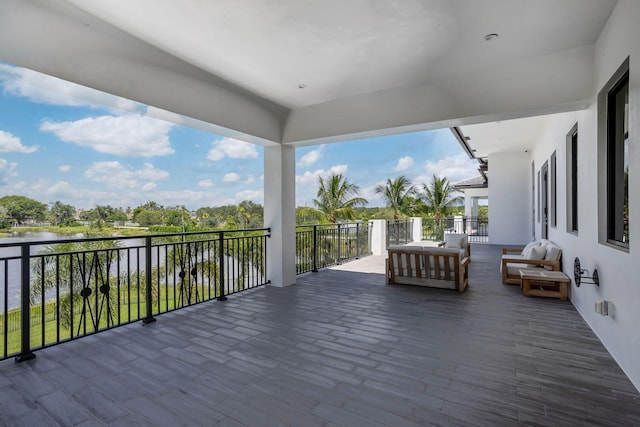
[1,282,222,359]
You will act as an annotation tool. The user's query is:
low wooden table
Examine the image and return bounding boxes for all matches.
[519,269,570,301]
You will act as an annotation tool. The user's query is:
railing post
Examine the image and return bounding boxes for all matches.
[356,223,360,259]
[15,243,35,362]
[336,223,342,264]
[312,225,318,272]
[142,236,156,324]
[217,231,227,301]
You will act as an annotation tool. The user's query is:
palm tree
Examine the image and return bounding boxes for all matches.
[375,176,418,220]
[49,201,75,226]
[421,174,462,226]
[313,173,367,223]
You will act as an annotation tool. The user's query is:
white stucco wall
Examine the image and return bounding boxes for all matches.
[488,152,531,245]
[519,0,640,391]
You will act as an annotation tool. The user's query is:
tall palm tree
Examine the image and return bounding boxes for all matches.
[375,176,418,220]
[421,175,462,226]
[313,173,367,223]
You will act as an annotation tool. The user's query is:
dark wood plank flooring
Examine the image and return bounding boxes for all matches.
[0,244,638,426]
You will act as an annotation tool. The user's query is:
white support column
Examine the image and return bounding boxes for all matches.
[471,197,479,217]
[370,219,387,256]
[464,193,473,217]
[264,145,296,287]
[411,217,423,242]
[467,197,479,234]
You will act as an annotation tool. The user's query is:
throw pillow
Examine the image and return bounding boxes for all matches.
[521,241,540,256]
[544,245,561,261]
[528,245,546,260]
[444,234,465,249]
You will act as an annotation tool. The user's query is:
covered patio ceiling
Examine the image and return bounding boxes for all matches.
[0,0,617,146]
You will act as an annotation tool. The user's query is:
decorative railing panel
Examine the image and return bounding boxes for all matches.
[386,219,413,247]
[0,229,269,361]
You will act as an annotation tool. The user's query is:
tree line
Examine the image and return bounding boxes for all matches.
[299,173,467,224]
[0,173,481,230]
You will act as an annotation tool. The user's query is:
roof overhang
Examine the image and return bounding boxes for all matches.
[0,0,617,145]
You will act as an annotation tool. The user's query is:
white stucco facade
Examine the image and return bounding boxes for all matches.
[487,152,532,245]
[480,0,640,390]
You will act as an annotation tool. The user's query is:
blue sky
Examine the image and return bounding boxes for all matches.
[0,62,479,211]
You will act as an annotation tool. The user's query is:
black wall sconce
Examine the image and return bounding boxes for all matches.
[574,257,599,287]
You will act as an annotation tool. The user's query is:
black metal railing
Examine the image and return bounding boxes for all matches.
[422,217,488,243]
[0,229,269,362]
[295,222,370,275]
[386,219,413,247]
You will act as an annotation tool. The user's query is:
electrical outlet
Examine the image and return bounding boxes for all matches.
[595,299,608,316]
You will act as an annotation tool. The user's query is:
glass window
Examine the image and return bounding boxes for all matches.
[531,161,535,237]
[537,170,541,223]
[606,68,629,245]
[551,151,557,228]
[566,124,578,233]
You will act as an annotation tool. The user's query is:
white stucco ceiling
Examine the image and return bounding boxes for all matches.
[0,0,619,145]
[460,115,555,159]
[64,0,615,109]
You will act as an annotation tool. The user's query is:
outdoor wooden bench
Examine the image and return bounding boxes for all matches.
[386,245,469,292]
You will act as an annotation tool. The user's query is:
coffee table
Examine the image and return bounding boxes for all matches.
[519,269,570,301]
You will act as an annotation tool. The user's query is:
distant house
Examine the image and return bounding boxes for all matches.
[453,176,488,218]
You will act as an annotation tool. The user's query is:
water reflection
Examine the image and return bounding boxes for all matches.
[0,232,145,310]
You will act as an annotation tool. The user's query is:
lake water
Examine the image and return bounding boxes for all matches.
[0,232,248,311]
[0,232,146,311]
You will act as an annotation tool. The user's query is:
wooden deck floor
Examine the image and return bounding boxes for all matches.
[0,244,638,426]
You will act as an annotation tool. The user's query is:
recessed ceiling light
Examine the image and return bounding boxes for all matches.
[483,33,499,41]
[298,84,307,89]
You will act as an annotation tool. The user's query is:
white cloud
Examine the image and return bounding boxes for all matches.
[198,179,215,188]
[245,175,256,184]
[85,161,169,189]
[223,172,240,183]
[296,164,348,186]
[298,148,323,168]
[233,189,264,204]
[0,158,18,183]
[58,165,72,172]
[40,115,175,157]
[45,181,76,199]
[395,156,414,171]
[360,182,385,206]
[0,130,37,153]
[136,163,170,181]
[414,155,478,186]
[142,182,156,192]
[207,137,258,161]
[0,64,141,113]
